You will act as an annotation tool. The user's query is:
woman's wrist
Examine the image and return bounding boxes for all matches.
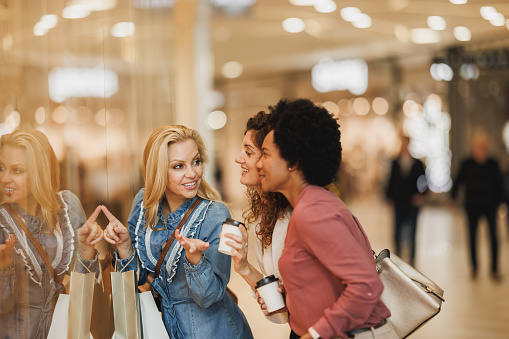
[79,246,96,261]
[186,252,203,266]
[117,243,133,260]
[237,262,254,278]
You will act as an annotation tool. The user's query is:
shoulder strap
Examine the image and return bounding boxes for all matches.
[4,203,57,281]
[154,197,204,279]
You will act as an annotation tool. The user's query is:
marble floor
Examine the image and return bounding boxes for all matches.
[228,196,509,339]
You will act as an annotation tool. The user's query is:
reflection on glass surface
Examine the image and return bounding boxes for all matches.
[0,1,180,334]
[0,129,102,338]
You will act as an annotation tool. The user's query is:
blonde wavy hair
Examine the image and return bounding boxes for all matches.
[0,129,61,231]
[142,125,222,229]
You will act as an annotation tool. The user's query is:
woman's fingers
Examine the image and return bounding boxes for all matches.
[176,229,209,253]
[104,223,123,243]
[86,222,99,243]
[90,226,104,245]
[87,205,103,225]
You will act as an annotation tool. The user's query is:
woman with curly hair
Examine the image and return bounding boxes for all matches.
[224,111,291,324]
[257,99,397,339]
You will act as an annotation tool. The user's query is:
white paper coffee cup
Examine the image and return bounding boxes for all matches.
[255,275,285,313]
[218,218,244,255]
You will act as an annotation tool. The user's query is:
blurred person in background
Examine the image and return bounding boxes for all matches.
[257,99,396,339]
[103,125,253,339]
[227,111,292,324]
[0,129,103,339]
[451,131,504,281]
[385,135,427,266]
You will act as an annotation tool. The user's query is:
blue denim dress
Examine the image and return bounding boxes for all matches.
[117,189,253,339]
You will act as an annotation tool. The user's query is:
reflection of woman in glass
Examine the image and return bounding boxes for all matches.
[257,99,396,339]
[227,111,291,323]
[103,125,253,339]
[0,129,103,339]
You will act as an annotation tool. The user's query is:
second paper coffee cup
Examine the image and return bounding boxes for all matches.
[218,218,244,255]
[255,275,285,313]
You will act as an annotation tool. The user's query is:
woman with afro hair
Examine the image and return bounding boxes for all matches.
[256,98,397,339]
[225,111,291,324]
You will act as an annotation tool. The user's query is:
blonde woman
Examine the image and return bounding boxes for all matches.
[103,125,253,339]
[0,129,103,339]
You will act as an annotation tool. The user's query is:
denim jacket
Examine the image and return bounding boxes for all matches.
[117,189,253,339]
[0,190,99,339]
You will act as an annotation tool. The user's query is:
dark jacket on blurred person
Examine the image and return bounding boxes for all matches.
[451,157,503,209]
[385,156,426,206]
[450,134,503,278]
[385,139,426,266]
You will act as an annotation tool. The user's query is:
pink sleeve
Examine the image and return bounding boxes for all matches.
[297,204,384,339]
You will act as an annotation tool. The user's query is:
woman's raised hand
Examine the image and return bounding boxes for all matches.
[225,224,250,275]
[102,205,132,259]
[0,234,15,271]
[175,229,209,266]
[77,205,104,260]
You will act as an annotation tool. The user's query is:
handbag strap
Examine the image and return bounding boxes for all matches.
[154,197,203,279]
[4,203,57,281]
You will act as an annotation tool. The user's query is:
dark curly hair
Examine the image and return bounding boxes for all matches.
[269,98,342,186]
[242,111,291,249]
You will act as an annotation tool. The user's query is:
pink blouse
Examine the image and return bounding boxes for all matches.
[279,185,390,339]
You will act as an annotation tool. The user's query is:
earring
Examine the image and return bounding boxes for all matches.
[288,167,293,171]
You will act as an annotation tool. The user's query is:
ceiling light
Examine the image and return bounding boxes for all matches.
[427,16,446,31]
[210,0,256,6]
[353,97,370,115]
[33,22,48,36]
[62,5,91,19]
[459,64,479,80]
[312,58,368,95]
[221,61,243,78]
[449,0,467,4]
[134,0,174,8]
[2,34,13,51]
[305,19,323,34]
[352,14,372,28]
[111,22,135,37]
[453,26,471,41]
[480,6,497,21]
[410,28,441,44]
[282,17,305,33]
[372,97,389,115]
[489,13,505,27]
[314,0,336,13]
[394,24,410,42]
[430,63,453,81]
[207,111,227,130]
[71,0,117,11]
[289,0,316,6]
[40,14,58,29]
[322,101,339,116]
[340,7,361,22]
[35,107,46,124]
[48,67,119,102]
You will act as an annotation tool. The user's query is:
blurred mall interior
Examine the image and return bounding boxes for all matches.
[1,0,509,338]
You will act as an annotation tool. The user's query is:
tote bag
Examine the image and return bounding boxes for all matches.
[47,271,95,339]
[111,268,170,339]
